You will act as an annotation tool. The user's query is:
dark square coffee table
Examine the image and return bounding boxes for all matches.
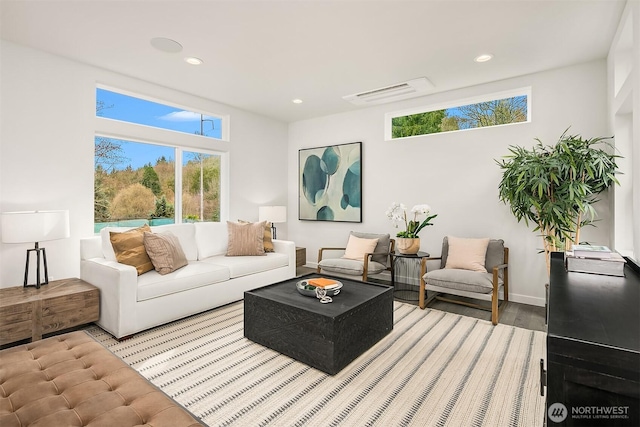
[244,274,393,375]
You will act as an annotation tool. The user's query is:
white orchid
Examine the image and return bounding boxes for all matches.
[386,202,437,238]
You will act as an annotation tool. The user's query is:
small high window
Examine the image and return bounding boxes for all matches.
[385,88,530,140]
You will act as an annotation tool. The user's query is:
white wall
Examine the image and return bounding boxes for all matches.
[608,0,640,265]
[0,40,288,288]
[288,60,610,306]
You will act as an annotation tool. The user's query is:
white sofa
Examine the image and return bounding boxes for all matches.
[80,222,296,339]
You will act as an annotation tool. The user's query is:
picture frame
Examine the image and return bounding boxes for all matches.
[299,141,362,222]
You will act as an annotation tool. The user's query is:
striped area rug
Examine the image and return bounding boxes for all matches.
[84,301,546,427]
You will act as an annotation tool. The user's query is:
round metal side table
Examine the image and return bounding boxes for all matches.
[391,251,430,302]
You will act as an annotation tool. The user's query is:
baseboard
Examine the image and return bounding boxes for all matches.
[508,293,545,307]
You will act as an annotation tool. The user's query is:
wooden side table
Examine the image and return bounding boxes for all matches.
[296,247,306,268]
[0,278,99,346]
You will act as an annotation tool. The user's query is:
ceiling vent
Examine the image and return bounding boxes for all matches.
[343,77,434,106]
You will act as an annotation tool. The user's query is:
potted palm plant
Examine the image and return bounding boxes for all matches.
[496,130,620,275]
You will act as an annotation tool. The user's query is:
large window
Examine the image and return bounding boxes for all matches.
[385,88,531,140]
[95,88,224,232]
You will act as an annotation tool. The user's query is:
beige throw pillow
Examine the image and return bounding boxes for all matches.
[342,235,379,261]
[227,221,266,256]
[109,225,154,275]
[238,219,274,252]
[143,232,188,275]
[445,236,490,272]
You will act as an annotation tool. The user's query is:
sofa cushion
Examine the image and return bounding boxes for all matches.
[239,220,274,253]
[150,223,198,261]
[202,252,288,278]
[342,234,379,261]
[101,225,146,261]
[444,236,490,272]
[143,231,188,275]
[318,258,387,276]
[137,262,230,302]
[194,222,229,259]
[109,225,154,275]
[226,221,266,256]
[424,268,502,294]
[350,231,391,264]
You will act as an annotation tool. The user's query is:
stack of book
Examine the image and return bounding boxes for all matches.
[565,244,626,277]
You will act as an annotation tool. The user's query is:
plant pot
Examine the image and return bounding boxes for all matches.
[396,237,420,255]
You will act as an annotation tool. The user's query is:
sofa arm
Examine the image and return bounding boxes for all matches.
[80,258,138,338]
[272,239,296,277]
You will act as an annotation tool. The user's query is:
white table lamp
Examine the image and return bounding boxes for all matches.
[1,210,70,288]
[258,206,286,239]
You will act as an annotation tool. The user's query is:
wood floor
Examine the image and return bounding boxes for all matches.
[297,267,547,333]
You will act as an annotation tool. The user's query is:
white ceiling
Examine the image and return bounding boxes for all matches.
[1,0,627,123]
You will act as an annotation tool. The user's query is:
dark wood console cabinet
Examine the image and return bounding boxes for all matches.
[545,252,639,426]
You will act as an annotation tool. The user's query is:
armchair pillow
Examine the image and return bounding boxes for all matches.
[444,236,490,272]
[342,235,379,261]
[143,231,188,275]
[226,221,266,256]
[350,232,391,264]
[109,225,154,275]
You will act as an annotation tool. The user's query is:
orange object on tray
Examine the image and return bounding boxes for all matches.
[308,278,338,288]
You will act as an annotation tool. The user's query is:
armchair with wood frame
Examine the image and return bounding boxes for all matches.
[419,236,509,325]
[317,232,395,283]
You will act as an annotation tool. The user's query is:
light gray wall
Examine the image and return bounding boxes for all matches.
[0,40,288,288]
[287,60,610,306]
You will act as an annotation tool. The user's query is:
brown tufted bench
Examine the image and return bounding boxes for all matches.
[0,331,203,427]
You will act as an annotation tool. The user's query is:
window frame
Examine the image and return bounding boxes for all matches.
[384,87,532,141]
[97,84,231,141]
[95,87,229,228]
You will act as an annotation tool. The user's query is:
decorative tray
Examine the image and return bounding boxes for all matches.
[295,279,343,297]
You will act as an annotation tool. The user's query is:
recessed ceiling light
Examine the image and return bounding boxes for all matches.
[184,57,204,65]
[474,54,493,63]
[150,37,183,53]
[292,99,303,104]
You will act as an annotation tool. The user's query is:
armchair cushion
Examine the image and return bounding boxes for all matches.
[441,237,505,272]
[343,235,379,260]
[318,258,387,276]
[444,236,490,272]
[424,269,503,294]
[350,232,391,264]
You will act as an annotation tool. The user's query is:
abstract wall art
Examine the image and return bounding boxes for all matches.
[299,141,362,222]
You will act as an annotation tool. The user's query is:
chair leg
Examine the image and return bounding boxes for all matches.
[419,258,428,309]
[491,280,499,325]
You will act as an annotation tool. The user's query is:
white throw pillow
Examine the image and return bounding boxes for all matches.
[342,235,379,261]
[445,236,490,272]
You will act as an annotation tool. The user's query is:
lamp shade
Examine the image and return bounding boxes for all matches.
[258,206,287,224]
[1,210,70,244]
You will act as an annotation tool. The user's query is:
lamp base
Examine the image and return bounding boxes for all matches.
[271,224,277,240]
[24,244,48,289]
